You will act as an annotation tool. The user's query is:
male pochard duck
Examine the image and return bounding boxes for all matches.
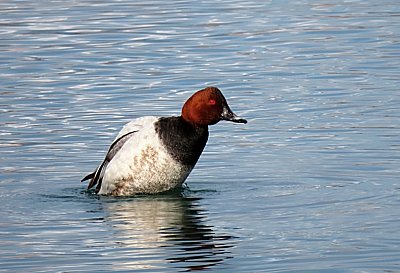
[81,86,247,196]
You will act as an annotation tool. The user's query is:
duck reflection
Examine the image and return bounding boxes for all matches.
[100,193,234,271]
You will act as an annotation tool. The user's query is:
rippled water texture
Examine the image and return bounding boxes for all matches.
[1,0,399,272]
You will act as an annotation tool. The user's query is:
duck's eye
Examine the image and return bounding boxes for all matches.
[208,99,216,105]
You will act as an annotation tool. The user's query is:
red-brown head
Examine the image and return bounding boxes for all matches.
[181,86,247,127]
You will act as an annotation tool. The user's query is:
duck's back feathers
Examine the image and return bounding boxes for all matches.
[85,130,137,192]
[83,116,158,193]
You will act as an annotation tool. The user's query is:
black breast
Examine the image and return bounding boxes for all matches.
[155,116,209,166]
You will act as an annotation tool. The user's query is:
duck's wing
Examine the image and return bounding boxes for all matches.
[81,116,159,193]
[82,131,137,193]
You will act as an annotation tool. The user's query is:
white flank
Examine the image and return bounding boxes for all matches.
[98,116,192,195]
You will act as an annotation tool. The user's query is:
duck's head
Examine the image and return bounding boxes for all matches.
[181,86,247,127]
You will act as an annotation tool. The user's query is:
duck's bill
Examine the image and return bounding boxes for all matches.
[221,106,247,124]
[225,114,247,123]
[230,116,247,123]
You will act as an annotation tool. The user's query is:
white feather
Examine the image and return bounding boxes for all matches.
[98,116,192,195]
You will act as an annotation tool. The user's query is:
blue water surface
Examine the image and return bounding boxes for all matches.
[1,0,399,272]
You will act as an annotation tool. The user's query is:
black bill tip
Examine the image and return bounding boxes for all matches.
[221,105,247,124]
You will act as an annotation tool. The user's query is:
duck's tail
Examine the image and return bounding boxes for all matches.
[81,172,95,182]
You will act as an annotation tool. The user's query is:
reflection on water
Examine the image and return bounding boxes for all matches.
[100,194,233,271]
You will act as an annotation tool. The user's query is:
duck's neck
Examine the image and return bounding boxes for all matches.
[155,116,209,166]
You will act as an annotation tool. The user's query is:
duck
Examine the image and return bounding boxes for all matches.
[81,86,247,196]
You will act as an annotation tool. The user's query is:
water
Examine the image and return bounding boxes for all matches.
[1,0,399,272]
